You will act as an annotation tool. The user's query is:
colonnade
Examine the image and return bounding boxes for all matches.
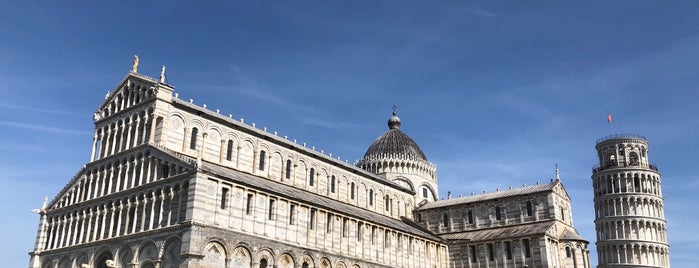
[596,219,667,242]
[597,243,669,267]
[595,196,664,218]
[54,151,189,209]
[93,107,159,161]
[42,182,188,251]
[98,80,155,119]
[593,172,662,197]
[357,154,437,182]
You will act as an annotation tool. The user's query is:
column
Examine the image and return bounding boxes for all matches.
[107,204,116,238]
[110,128,118,156]
[99,205,108,240]
[141,114,148,144]
[138,157,146,184]
[140,196,148,231]
[60,215,68,248]
[103,129,112,157]
[145,156,154,184]
[126,158,138,188]
[90,133,98,161]
[85,208,94,243]
[148,114,157,144]
[157,189,165,228]
[46,217,55,250]
[166,189,174,226]
[151,158,159,182]
[182,127,189,152]
[135,116,143,145]
[219,139,226,163]
[116,200,123,236]
[131,198,140,234]
[114,164,123,192]
[149,194,157,230]
[78,210,86,244]
[106,167,115,195]
[123,200,132,235]
[125,121,133,149]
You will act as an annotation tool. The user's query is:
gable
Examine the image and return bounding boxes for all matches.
[94,73,160,122]
[553,182,571,201]
[46,145,196,211]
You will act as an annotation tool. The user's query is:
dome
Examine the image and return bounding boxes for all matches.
[362,111,428,161]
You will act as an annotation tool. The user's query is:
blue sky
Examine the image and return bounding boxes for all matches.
[2,1,698,266]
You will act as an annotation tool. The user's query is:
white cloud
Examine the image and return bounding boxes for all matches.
[0,121,91,135]
[467,7,498,18]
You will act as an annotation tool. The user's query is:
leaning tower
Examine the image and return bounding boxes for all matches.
[591,134,670,267]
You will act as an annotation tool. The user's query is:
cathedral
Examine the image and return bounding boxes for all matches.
[28,58,592,268]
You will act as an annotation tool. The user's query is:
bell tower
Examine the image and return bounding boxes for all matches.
[591,134,670,267]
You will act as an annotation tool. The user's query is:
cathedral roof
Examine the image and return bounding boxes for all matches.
[417,181,560,210]
[362,111,428,161]
[560,228,587,242]
[440,221,555,242]
[199,160,443,242]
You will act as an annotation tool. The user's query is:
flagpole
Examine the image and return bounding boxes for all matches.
[608,113,616,134]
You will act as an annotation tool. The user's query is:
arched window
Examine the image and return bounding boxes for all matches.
[565,246,572,257]
[369,189,374,206]
[526,201,533,216]
[268,199,276,220]
[226,140,233,161]
[350,182,355,200]
[302,262,309,268]
[330,175,336,193]
[629,152,639,166]
[442,213,449,227]
[309,168,315,186]
[258,150,266,171]
[495,206,502,220]
[385,195,390,212]
[189,127,198,150]
[285,160,292,179]
[259,258,268,268]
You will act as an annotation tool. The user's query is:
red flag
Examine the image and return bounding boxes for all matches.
[607,114,612,123]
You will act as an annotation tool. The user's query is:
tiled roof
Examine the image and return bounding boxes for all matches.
[199,161,444,242]
[363,128,427,161]
[440,221,555,242]
[417,181,559,210]
[170,98,413,194]
[560,228,587,242]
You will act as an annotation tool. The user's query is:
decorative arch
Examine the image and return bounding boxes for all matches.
[393,176,415,192]
[41,258,53,268]
[277,253,296,268]
[57,256,71,268]
[300,254,315,268]
[320,257,332,268]
[239,139,255,173]
[161,237,182,268]
[419,183,438,201]
[202,241,227,267]
[137,240,159,264]
[255,248,275,268]
[232,246,252,268]
[93,248,115,268]
[116,245,134,268]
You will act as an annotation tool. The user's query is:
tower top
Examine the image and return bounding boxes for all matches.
[388,105,401,130]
